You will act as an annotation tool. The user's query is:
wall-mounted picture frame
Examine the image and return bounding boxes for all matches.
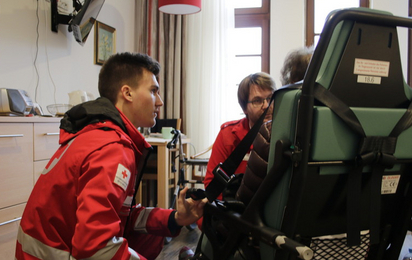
[94,21,116,65]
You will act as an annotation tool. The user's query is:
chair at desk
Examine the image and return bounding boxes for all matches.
[150,118,181,133]
[141,118,181,207]
[196,8,412,260]
[185,144,213,184]
[144,118,181,170]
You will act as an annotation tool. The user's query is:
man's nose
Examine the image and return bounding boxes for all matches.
[156,94,164,106]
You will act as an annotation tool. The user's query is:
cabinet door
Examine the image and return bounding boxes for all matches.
[0,123,33,209]
[33,123,60,161]
[0,204,25,260]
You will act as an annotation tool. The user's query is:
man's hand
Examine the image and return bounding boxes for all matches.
[175,186,208,227]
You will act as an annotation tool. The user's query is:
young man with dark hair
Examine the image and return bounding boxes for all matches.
[16,52,207,260]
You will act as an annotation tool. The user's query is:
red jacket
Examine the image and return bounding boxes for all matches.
[204,117,251,200]
[16,98,178,260]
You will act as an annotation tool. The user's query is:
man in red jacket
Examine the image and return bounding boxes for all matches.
[16,52,207,260]
[203,72,276,200]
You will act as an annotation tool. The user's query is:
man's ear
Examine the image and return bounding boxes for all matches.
[120,85,133,102]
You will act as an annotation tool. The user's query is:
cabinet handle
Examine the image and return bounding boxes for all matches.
[0,134,24,138]
[0,217,22,226]
[44,133,59,136]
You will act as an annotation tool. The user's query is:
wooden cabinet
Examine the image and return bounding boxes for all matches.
[33,123,60,183]
[0,204,25,260]
[34,123,60,161]
[0,117,60,258]
[0,123,33,209]
[138,137,190,209]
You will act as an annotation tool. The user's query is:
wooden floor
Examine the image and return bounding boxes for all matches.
[155,226,202,259]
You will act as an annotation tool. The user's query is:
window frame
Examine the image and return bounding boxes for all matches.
[235,0,270,73]
[305,0,369,46]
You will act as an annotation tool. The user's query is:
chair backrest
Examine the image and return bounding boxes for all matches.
[263,8,412,260]
[150,118,181,133]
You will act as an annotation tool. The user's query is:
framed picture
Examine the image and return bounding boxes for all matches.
[94,21,116,65]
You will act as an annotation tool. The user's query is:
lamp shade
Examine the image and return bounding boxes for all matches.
[158,0,201,15]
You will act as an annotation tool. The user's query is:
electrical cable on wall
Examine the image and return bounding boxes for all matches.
[43,0,58,105]
[34,0,58,106]
[34,0,40,103]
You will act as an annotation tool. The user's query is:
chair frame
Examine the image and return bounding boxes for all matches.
[198,8,412,260]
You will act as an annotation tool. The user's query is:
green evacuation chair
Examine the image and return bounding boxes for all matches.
[195,7,412,260]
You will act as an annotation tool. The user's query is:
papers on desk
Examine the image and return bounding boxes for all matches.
[149,133,163,138]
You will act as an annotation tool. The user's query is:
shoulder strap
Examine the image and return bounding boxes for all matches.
[224,98,274,176]
[205,94,275,202]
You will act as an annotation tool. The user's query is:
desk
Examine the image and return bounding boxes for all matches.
[137,136,190,209]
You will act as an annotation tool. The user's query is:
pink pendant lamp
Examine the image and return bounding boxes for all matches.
[158,0,201,15]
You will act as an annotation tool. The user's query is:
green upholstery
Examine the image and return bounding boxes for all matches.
[311,107,412,161]
[264,89,301,231]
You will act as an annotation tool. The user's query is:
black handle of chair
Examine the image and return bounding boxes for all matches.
[251,223,313,260]
[204,202,314,260]
[274,235,314,260]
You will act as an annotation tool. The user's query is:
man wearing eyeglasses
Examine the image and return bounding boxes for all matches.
[203,72,276,201]
[236,46,314,206]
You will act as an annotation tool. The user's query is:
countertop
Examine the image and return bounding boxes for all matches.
[0,116,62,123]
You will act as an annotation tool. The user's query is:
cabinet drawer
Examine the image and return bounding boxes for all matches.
[34,122,60,161]
[0,203,25,260]
[0,123,33,209]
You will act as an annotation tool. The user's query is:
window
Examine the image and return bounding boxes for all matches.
[306,0,369,46]
[226,0,270,120]
[234,0,269,76]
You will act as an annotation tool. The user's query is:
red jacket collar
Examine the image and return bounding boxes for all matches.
[117,108,151,152]
[231,117,250,141]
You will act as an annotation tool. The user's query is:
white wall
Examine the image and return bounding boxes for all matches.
[372,0,409,78]
[0,0,135,114]
[270,0,410,87]
[0,0,410,116]
[270,0,306,87]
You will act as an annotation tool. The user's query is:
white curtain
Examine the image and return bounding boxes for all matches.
[184,0,235,155]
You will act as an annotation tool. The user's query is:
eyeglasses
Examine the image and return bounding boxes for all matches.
[247,95,272,108]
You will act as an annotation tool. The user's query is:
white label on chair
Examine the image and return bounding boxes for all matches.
[381,175,400,194]
[353,58,390,77]
[357,75,382,85]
